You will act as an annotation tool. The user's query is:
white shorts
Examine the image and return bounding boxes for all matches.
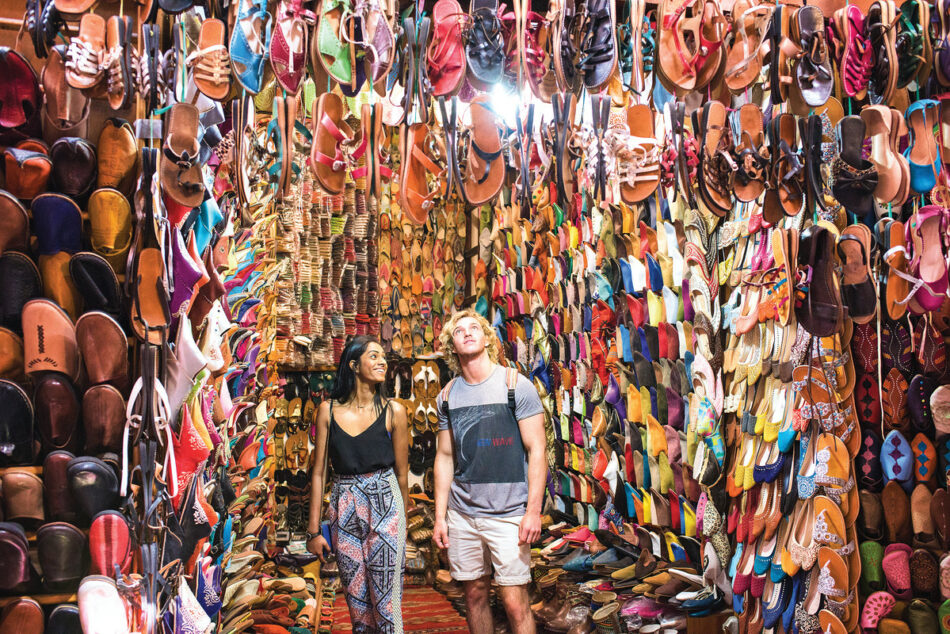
[446,508,532,586]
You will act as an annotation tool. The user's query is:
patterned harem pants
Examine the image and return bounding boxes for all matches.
[327,468,406,633]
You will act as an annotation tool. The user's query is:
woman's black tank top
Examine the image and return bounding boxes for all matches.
[327,402,396,475]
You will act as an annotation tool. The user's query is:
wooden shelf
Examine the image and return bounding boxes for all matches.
[0,466,42,476]
[0,593,76,607]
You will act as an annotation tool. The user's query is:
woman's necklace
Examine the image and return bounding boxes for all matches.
[352,398,374,412]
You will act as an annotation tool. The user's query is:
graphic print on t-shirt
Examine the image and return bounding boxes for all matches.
[451,403,526,484]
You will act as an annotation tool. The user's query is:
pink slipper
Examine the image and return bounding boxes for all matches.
[861,591,896,630]
[882,543,913,599]
[621,596,663,619]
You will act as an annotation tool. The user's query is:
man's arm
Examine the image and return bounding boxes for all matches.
[518,412,547,545]
[432,429,454,548]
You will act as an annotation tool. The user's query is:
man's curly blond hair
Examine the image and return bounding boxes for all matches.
[438,309,502,375]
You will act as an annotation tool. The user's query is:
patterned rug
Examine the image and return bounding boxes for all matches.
[332,585,469,632]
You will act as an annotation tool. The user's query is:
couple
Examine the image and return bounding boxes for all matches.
[306,310,548,633]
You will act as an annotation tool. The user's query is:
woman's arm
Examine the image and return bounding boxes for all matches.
[389,401,410,512]
[308,401,331,534]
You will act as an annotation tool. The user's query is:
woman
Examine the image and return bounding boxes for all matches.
[307,336,410,633]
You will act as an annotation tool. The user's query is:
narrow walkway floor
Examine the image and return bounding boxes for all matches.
[332,586,469,632]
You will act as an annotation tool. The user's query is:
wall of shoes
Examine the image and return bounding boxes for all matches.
[2,0,950,629]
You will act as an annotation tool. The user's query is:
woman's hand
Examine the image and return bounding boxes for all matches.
[307,535,332,562]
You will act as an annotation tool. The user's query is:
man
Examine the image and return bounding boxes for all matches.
[432,309,547,634]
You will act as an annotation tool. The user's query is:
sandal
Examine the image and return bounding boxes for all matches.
[229,0,272,94]
[837,223,877,325]
[695,100,735,217]
[732,103,768,203]
[764,112,803,222]
[615,103,661,204]
[861,105,903,204]
[866,0,899,104]
[831,115,877,217]
[830,5,873,100]
[466,0,505,90]
[103,15,132,111]
[65,13,105,91]
[270,0,313,94]
[462,95,505,205]
[795,224,844,338]
[400,123,445,224]
[426,0,468,96]
[904,99,941,195]
[792,6,832,107]
[580,0,618,91]
[723,0,772,92]
[309,93,352,195]
[315,0,354,89]
[552,0,582,93]
[159,103,205,208]
[189,19,232,101]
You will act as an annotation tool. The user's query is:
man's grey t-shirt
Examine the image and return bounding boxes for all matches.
[437,365,543,518]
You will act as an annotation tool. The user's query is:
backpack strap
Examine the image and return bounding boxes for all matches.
[439,378,457,419]
[505,367,518,418]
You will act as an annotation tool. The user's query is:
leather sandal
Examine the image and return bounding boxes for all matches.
[724,0,773,92]
[160,103,205,208]
[764,112,804,222]
[733,103,768,203]
[861,105,902,204]
[400,122,445,224]
[309,92,353,195]
[103,15,132,111]
[190,18,233,100]
[695,100,734,217]
[792,6,832,108]
[617,103,661,204]
[795,225,844,338]
[837,224,877,325]
[831,115,878,217]
[552,0,582,93]
[271,0,314,94]
[427,0,468,96]
[462,95,505,205]
[65,13,105,91]
[830,5,874,100]
[466,0,505,90]
[866,0,899,104]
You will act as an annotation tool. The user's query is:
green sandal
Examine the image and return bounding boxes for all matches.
[315,0,353,87]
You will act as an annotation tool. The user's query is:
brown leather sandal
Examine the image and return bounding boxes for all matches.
[400,122,445,225]
[462,95,505,205]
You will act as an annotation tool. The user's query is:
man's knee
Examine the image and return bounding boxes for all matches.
[499,584,531,613]
[463,576,492,605]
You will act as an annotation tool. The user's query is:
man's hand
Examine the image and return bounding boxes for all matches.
[433,518,450,549]
[307,535,332,562]
[518,511,542,545]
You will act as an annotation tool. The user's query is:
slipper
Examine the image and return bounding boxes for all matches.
[31,193,82,256]
[882,479,912,543]
[87,188,132,273]
[21,298,79,380]
[0,191,30,255]
[861,591,896,630]
[883,543,913,599]
[0,253,41,335]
